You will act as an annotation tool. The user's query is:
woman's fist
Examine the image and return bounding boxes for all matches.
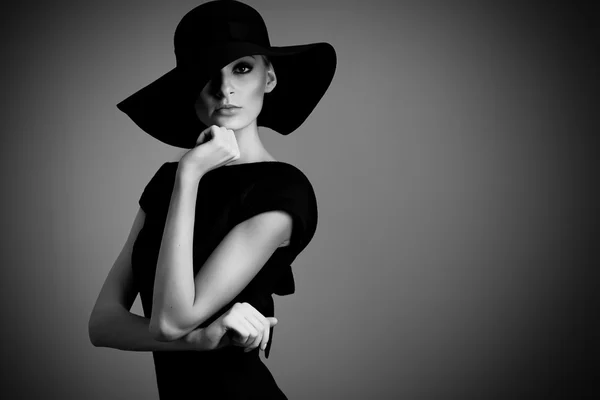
[222,302,278,352]
[184,302,278,353]
[178,125,240,181]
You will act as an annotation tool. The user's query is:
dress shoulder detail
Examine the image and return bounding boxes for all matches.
[240,163,318,255]
[138,162,178,214]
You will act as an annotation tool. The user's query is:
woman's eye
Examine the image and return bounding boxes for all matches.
[233,63,252,74]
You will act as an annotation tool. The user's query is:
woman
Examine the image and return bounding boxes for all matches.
[88,1,336,399]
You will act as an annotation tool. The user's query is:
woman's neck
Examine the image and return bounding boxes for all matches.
[228,121,276,165]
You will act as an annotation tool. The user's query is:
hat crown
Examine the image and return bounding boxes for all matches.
[174,1,270,67]
[117,0,337,148]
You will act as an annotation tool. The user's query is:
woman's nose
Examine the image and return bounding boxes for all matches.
[210,71,234,98]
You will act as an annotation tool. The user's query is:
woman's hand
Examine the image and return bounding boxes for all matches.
[178,125,240,181]
[183,302,278,352]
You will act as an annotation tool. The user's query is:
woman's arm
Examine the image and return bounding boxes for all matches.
[150,167,292,341]
[88,207,195,351]
[89,204,279,352]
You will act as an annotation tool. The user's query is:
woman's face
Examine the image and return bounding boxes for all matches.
[194,55,277,131]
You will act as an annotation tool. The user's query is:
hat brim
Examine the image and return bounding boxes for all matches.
[116,42,336,148]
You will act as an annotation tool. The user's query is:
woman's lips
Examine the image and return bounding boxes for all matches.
[214,105,241,115]
[216,104,241,110]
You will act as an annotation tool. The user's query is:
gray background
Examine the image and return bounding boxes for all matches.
[0,0,597,399]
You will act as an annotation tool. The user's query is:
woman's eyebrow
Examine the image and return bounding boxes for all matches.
[235,56,255,63]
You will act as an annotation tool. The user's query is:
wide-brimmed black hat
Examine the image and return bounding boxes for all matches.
[116,0,337,149]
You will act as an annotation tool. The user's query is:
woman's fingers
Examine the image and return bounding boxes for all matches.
[244,314,267,352]
[236,303,262,351]
[248,308,273,351]
[265,317,278,348]
[223,302,279,352]
[240,315,261,349]
[222,314,250,346]
[231,316,258,347]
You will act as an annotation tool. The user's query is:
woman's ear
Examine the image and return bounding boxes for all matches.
[264,65,277,93]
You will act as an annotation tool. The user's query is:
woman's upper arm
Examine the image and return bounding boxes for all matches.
[90,207,145,316]
[159,209,292,336]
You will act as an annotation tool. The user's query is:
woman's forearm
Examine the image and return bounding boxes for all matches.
[89,306,196,352]
[151,169,204,338]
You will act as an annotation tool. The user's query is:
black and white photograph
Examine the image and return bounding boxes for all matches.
[1,0,597,398]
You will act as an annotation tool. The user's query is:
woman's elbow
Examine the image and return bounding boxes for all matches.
[149,317,185,342]
[88,311,107,347]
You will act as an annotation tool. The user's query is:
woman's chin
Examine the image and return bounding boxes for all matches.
[210,116,249,130]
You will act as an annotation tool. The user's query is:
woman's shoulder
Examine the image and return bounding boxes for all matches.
[242,163,317,215]
[252,160,310,180]
[144,161,179,191]
[254,161,315,192]
[149,161,178,179]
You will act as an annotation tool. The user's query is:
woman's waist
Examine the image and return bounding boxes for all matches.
[152,348,283,399]
[153,347,262,378]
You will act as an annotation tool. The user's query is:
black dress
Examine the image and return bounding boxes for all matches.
[131,160,318,399]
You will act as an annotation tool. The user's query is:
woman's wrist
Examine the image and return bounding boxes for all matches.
[176,162,205,185]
